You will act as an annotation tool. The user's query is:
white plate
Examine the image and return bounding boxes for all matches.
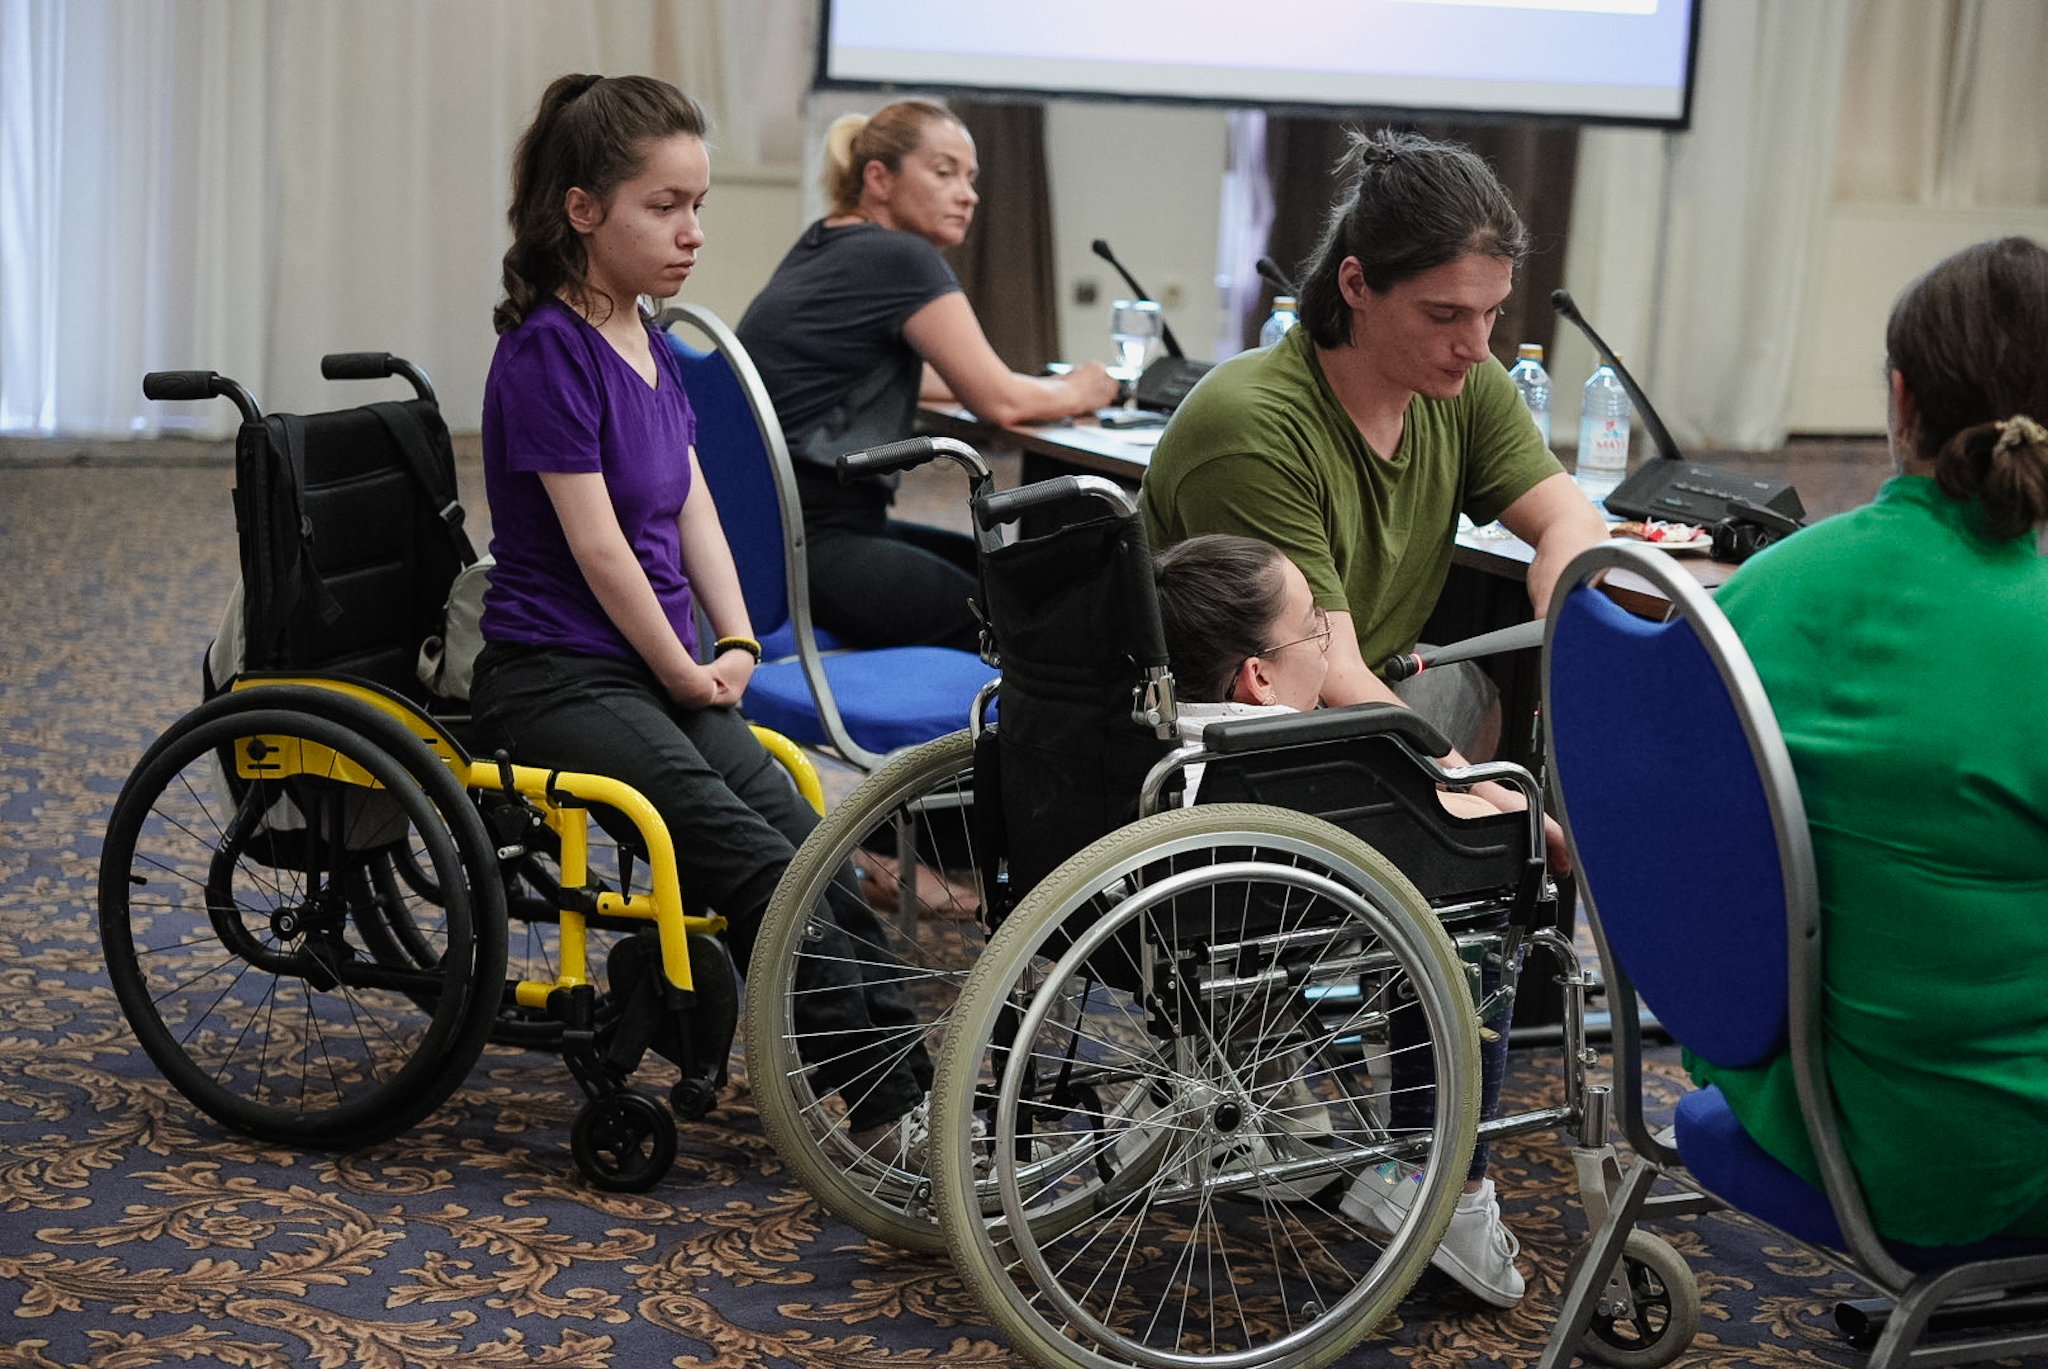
[1613,532,1713,555]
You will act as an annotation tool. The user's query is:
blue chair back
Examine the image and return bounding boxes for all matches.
[1544,543,1813,1070]
[1541,542,2048,1356]
[663,315,794,644]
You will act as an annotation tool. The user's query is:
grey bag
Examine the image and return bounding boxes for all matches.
[416,555,493,701]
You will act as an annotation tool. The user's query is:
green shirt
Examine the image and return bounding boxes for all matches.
[1692,476,2048,1245]
[1140,327,1562,669]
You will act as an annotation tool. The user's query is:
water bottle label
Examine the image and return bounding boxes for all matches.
[1585,420,1628,470]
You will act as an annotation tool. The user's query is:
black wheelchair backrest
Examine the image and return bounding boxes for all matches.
[1197,705,1525,907]
[979,511,1177,902]
[235,397,472,699]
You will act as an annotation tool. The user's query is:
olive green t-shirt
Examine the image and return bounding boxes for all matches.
[1140,327,1562,670]
[1689,476,2048,1246]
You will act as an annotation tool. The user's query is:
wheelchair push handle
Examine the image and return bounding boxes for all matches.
[321,352,437,403]
[973,473,1137,531]
[1381,619,1546,682]
[838,435,993,486]
[141,370,262,426]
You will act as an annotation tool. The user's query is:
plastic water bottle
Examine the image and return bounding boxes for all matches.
[1575,360,1632,503]
[1259,296,1298,349]
[1507,343,1551,445]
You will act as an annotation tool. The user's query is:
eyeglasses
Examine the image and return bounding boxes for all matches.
[1256,605,1332,660]
[1228,606,1333,699]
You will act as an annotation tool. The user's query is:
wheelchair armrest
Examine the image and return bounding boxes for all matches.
[1201,702,1452,759]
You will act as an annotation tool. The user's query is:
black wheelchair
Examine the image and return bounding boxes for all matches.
[741,436,1609,1369]
[100,356,821,1191]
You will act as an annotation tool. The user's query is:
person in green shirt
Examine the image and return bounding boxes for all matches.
[1693,235,2048,1247]
[1142,130,1603,871]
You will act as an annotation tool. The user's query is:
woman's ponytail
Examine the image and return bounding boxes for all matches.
[820,100,956,221]
[1886,236,2048,542]
[1934,415,2048,542]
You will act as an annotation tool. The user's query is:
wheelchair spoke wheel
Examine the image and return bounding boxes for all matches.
[1566,1229,1700,1369]
[99,690,504,1149]
[745,730,987,1253]
[929,805,1481,1369]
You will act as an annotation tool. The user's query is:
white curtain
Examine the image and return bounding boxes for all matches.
[1555,0,2048,450]
[1833,0,2048,207]
[0,0,806,439]
[1554,0,1855,451]
[1215,108,1273,362]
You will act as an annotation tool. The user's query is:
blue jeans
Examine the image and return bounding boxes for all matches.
[471,642,927,1130]
[1389,930,1511,1183]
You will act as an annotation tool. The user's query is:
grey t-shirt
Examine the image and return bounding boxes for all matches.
[737,219,961,484]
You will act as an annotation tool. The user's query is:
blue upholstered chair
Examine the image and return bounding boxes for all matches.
[1539,540,2048,1369]
[658,304,998,772]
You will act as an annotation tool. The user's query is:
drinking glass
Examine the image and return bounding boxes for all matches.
[1109,299,1163,407]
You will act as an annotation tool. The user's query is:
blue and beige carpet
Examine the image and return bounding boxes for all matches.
[0,451,1980,1367]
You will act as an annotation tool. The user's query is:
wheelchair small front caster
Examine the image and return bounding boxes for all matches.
[1564,1229,1700,1369]
[670,1075,718,1121]
[571,1092,676,1193]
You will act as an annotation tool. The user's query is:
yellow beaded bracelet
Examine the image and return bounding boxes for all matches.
[713,635,762,663]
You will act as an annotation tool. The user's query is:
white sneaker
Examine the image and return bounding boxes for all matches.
[1252,1048,1335,1143]
[1340,1166,1526,1307]
[849,1098,988,1177]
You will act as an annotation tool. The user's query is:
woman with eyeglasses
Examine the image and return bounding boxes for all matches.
[1153,531,1529,1307]
[1154,533,1333,719]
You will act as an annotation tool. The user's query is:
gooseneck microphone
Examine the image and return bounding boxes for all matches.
[1549,288,1682,464]
[1256,255,1298,296]
[1091,238,1186,359]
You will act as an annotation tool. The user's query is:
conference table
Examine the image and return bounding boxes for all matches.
[918,404,1746,595]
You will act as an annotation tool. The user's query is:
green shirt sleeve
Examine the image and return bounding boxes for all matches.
[1454,358,1567,527]
[1146,448,1354,612]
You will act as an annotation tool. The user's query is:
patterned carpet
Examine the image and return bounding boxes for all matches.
[0,450,2003,1369]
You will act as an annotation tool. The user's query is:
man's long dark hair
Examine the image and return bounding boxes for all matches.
[1296,129,1528,350]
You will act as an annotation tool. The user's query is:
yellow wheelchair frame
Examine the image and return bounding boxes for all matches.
[99,670,821,1192]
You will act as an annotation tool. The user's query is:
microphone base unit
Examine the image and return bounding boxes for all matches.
[1600,460,1805,526]
[1135,356,1214,413]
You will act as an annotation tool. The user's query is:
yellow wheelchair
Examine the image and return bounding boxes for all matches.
[100,357,818,1191]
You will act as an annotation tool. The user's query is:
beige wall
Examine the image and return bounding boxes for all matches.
[684,165,807,329]
[1044,102,1230,371]
[1791,204,2048,434]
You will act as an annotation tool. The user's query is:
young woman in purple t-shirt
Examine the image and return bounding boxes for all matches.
[471,75,930,1159]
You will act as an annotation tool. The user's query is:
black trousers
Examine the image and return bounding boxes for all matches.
[471,642,927,1129]
[796,463,981,653]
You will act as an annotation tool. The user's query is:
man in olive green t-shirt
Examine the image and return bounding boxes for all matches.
[1143,131,1604,768]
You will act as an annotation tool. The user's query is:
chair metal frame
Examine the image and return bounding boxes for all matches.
[1541,540,2048,1369]
[658,303,998,770]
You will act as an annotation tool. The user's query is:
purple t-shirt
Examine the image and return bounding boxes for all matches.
[479,299,699,662]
